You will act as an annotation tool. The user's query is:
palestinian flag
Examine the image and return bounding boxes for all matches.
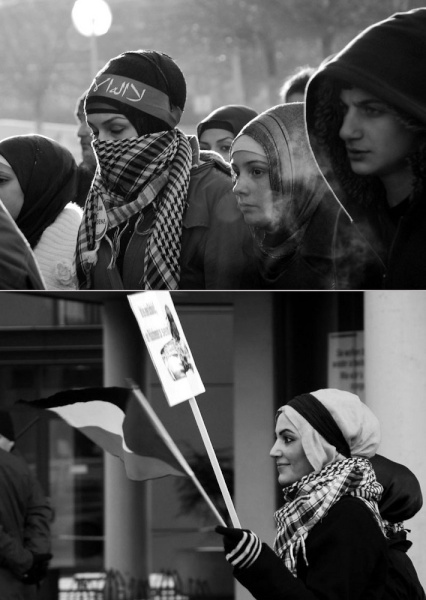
[17,387,186,481]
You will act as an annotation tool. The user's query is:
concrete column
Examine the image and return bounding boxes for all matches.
[102,297,151,581]
[233,292,276,600]
[364,291,426,584]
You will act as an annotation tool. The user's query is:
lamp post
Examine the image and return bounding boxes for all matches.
[71,0,112,77]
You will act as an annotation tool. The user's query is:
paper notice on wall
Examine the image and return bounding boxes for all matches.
[328,331,365,401]
[128,292,205,406]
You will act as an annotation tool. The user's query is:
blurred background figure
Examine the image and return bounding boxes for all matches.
[279,65,315,103]
[0,134,82,290]
[197,104,258,162]
[0,200,45,290]
[74,91,97,208]
[0,410,52,599]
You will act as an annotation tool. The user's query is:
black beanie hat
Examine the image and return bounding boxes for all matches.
[306,8,426,128]
[85,50,186,133]
[0,411,15,442]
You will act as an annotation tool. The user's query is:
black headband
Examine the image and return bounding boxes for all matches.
[286,393,351,458]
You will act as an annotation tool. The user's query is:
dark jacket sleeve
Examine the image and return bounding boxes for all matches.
[23,475,52,556]
[234,497,388,600]
[0,524,33,577]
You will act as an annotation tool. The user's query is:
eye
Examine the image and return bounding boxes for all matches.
[251,167,267,177]
[219,144,231,154]
[361,105,384,117]
[110,127,126,136]
[283,436,293,444]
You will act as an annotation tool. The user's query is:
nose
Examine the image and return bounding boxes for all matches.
[232,174,248,196]
[78,122,92,139]
[339,108,362,142]
[270,439,280,457]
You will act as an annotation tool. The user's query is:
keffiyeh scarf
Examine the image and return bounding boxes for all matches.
[273,457,385,576]
[75,129,192,289]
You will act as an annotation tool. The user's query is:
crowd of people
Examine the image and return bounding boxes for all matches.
[0,7,425,291]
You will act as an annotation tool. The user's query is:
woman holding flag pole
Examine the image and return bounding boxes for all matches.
[215,389,424,600]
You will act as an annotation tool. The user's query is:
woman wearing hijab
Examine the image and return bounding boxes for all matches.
[215,389,424,600]
[197,104,258,162]
[76,50,251,290]
[0,134,81,290]
[230,102,374,289]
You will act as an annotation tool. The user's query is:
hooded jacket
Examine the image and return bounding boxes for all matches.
[232,102,365,289]
[305,8,426,289]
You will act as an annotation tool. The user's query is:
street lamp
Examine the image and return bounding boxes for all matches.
[71,0,112,77]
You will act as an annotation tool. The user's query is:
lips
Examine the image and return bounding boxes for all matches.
[346,147,369,158]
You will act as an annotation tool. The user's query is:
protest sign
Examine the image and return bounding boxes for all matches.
[128,291,205,406]
[128,291,241,527]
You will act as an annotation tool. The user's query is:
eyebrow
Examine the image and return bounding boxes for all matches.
[341,96,386,108]
[276,428,296,436]
[88,115,128,126]
[231,158,269,165]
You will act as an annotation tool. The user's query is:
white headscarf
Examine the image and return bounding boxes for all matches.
[278,388,381,472]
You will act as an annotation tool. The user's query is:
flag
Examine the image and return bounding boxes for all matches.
[17,387,186,481]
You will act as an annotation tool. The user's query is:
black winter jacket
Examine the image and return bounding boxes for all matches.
[235,496,388,600]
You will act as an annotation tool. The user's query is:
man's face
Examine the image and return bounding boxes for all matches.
[338,87,418,181]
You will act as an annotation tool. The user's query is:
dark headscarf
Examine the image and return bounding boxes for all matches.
[197,105,258,140]
[0,135,78,249]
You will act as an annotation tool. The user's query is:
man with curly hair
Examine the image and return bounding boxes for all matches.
[305,8,426,289]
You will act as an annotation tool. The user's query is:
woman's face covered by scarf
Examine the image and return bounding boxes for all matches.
[230,103,332,236]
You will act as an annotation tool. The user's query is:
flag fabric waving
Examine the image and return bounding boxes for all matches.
[17,387,186,481]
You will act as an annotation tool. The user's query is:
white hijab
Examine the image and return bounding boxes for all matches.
[278,388,381,472]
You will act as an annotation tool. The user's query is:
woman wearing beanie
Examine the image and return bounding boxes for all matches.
[306,8,426,289]
[230,102,376,289]
[197,104,258,162]
[215,389,425,600]
[76,49,251,290]
[0,135,82,290]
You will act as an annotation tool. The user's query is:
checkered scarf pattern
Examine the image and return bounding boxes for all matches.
[273,457,385,576]
[75,129,192,289]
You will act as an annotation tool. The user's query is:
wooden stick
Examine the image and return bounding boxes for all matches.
[131,385,226,527]
[188,397,241,528]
